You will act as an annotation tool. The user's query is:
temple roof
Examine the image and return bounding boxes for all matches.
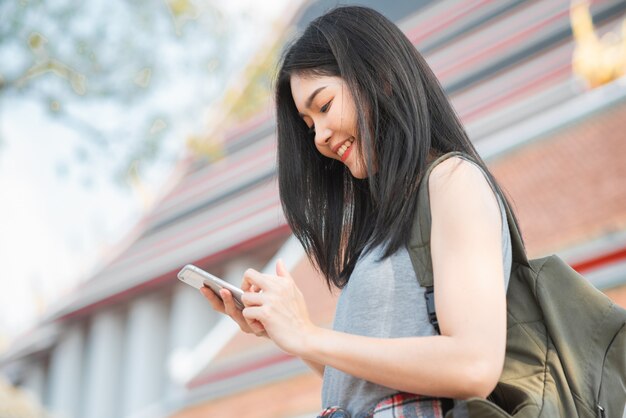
[44,0,626,322]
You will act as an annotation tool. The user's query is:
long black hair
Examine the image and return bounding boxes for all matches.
[275,5,523,289]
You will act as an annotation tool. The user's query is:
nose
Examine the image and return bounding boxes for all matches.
[314,124,332,148]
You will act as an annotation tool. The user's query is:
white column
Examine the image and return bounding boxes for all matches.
[81,308,125,418]
[21,359,46,405]
[166,281,218,396]
[121,292,170,417]
[166,259,254,388]
[47,324,85,418]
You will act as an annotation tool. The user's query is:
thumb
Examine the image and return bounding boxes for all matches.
[276,258,289,277]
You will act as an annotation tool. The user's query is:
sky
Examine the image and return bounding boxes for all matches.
[0,0,296,349]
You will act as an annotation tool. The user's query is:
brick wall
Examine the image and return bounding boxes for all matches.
[171,372,322,418]
[489,102,626,257]
[488,101,626,307]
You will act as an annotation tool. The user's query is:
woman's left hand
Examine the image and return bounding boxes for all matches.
[241,259,316,356]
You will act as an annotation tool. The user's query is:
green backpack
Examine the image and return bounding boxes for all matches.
[407,151,626,418]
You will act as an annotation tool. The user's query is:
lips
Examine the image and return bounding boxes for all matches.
[340,144,352,162]
[332,137,353,153]
[334,137,354,160]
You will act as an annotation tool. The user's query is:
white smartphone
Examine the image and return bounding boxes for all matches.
[177,264,245,310]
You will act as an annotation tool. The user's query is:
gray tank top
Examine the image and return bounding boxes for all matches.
[321,186,513,415]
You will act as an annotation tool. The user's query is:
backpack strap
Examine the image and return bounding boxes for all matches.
[407,151,528,334]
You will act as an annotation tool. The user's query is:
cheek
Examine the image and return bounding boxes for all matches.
[338,100,355,131]
[315,142,334,159]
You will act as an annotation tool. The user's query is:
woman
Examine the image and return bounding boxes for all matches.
[201,6,520,418]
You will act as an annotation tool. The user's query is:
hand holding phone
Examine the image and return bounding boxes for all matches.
[177,264,245,310]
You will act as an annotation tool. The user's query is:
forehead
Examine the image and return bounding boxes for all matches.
[290,74,343,113]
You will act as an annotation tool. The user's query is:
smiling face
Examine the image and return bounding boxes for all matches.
[290,73,369,179]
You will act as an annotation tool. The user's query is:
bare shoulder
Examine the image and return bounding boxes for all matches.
[428,156,501,225]
[429,156,484,188]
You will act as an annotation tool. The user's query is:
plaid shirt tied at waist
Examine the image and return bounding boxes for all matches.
[318,392,454,418]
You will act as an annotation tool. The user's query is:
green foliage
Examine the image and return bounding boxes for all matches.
[0,0,235,187]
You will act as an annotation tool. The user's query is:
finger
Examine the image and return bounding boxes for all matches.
[241,291,264,307]
[246,317,267,336]
[221,289,250,320]
[200,286,226,313]
[242,268,270,292]
[241,279,253,293]
[276,258,290,277]
[220,289,240,315]
[242,306,265,323]
[251,284,265,295]
[220,289,257,331]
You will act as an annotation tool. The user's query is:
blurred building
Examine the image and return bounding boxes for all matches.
[2,1,626,417]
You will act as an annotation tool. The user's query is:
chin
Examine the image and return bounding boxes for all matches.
[348,160,372,179]
[349,169,369,179]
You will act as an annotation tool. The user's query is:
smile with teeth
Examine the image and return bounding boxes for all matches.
[337,139,354,158]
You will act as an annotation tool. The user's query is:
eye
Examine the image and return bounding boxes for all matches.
[320,100,332,113]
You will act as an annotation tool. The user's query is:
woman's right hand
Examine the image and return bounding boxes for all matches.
[199,286,268,338]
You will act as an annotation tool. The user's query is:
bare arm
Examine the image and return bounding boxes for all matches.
[201,270,328,378]
[291,158,507,399]
[242,158,507,398]
[302,358,325,377]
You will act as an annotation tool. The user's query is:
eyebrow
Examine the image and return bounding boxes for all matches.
[298,86,327,117]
